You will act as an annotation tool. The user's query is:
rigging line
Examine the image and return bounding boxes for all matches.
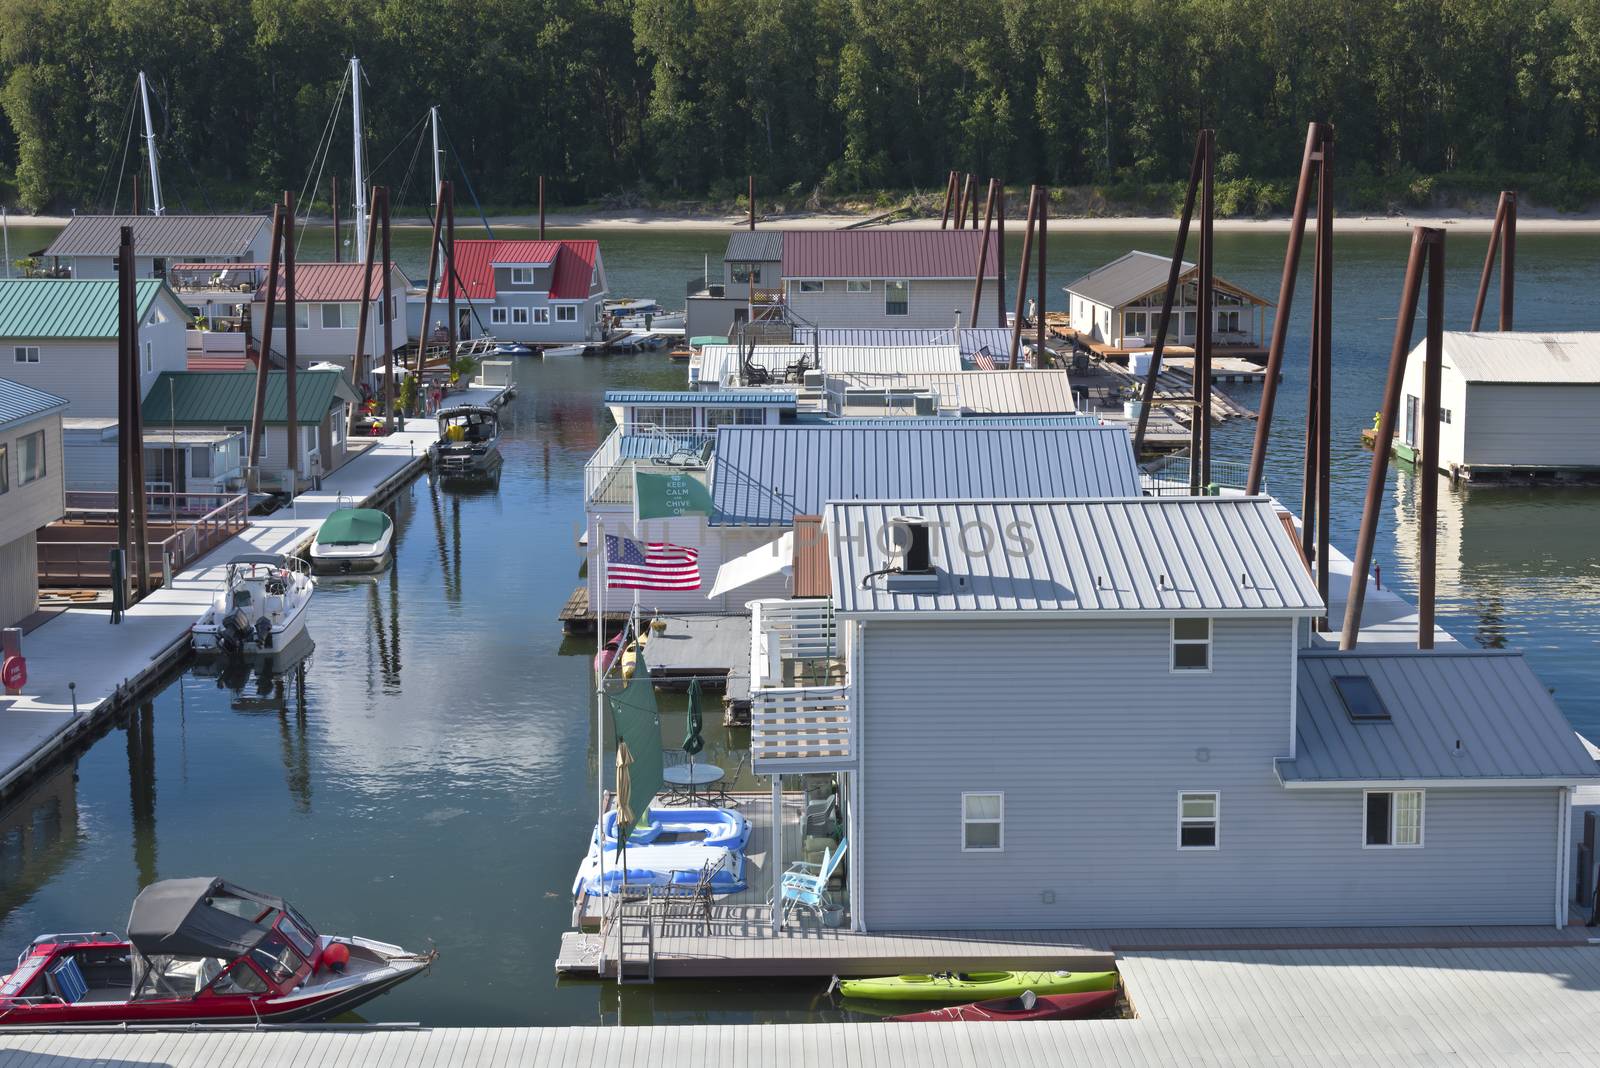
[293,66,349,230]
[151,84,216,213]
[104,86,140,215]
[386,116,429,217]
[438,120,495,239]
[367,109,430,180]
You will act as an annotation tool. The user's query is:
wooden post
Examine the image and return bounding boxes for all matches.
[132,175,142,217]
[1008,186,1039,367]
[967,175,980,230]
[414,180,446,405]
[748,175,755,231]
[349,186,381,437]
[955,174,971,229]
[969,179,997,328]
[124,228,149,594]
[1313,130,1334,625]
[939,171,957,229]
[1036,187,1047,365]
[995,182,1006,327]
[380,186,395,434]
[115,227,132,600]
[283,191,299,488]
[1340,228,1436,650]
[331,175,341,262]
[1500,192,1515,330]
[1190,130,1214,495]
[1132,137,1204,453]
[249,205,284,474]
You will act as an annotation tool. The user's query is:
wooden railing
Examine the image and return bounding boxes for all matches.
[40,492,249,588]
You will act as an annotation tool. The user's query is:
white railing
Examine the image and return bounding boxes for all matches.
[584,425,716,505]
[751,685,853,772]
[752,598,837,677]
[185,331,249,356]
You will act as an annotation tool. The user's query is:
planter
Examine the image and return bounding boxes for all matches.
[1123,400,1144,420]
[822,905,845,929]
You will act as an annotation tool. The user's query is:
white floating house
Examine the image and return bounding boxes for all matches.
[1398,331,1600,481]
[1063,250,1271,351]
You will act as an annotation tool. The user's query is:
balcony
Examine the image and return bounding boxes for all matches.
[748,599,854,774]
[584,425,716,507]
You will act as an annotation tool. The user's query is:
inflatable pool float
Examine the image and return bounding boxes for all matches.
[599,806,750,851]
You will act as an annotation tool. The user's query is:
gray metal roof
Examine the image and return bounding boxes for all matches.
[1280,648,1600,785]
[793,327,1015,359]
[1063,250,1191,307]
[823,370,1078,414]
[822,414,1101,427]
[45,214,269,258]
[1429,331,1600,384]
[0,377,68,429]
[710,424,1141,527]
[723,231,784,263]
[827,496,1324,616]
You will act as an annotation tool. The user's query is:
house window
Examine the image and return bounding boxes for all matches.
[1365,790,1424,848]
[533,308,550,324]
[152,257,167,278]
[191,445,212,479]
[1123,310,1148,339]
[490,307,509,325]
[798,280,823,294]
[1217,310,1242,333]
[512,307,530,325]
[884,280,909,316]
[705,406,767,428]
[1439,407,1452,424]
[0,443,8,494]
[17,430,45,485]
[846,279,870,294]
[661,407,694,431]
[1178,792,1219,849]
[321,303,357,329]
[510,267,535,285]
[331,408,345,448]
[377,299,386,326]
[143,342,152,373]
[730,262,759,284]
[293,304,310,331]
[1182,311,1197,336]
[961,792,1004,851]
[13,346,39,364]
[1171,618,1211,671]
[555,305,577,322]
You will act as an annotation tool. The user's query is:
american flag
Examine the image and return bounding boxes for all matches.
[605,535,701,590]
[973,345,997,371]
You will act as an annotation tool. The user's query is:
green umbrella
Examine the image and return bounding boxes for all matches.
[684,678,705,800]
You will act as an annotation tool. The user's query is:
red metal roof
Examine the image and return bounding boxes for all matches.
[256,263,406,302]
[440,239,601,301]
[781,230,1000,280]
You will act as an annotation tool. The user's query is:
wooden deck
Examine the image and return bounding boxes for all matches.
[1050,320,1269,360]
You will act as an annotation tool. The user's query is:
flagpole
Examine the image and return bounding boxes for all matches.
[596,516,605,903]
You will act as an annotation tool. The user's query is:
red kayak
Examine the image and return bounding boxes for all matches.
[888,988,1118,1022]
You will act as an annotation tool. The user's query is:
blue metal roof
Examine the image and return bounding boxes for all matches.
[0,377,69,429]
[709,423,1141,527]
[820,415,1101,427]
[1280,649,1600,785]
[605,390,796,406]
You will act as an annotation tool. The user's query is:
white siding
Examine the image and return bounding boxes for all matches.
[787,279,968,330]
[0,411,64,627]
[586,508,792,615]
[1399,356,1471,468]
[859,618,1559,929]
[2,307,186,418]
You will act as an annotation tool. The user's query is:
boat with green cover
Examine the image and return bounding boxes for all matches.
[309,507,394,574]
[835,970,1117,1001]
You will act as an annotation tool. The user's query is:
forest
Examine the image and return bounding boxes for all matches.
[0,0,1597,216]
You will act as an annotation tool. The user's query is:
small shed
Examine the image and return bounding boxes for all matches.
[1063,250,1272,352]
[1397,331,1600,481]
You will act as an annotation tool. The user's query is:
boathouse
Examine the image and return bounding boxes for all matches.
[1396,331,1600,481]
[0,279,190,418]
[249,262,414,379]
[41,214,272,281]
[1063,250,1271,352]
[0,379,67,629]
[762,495,1600,929]
[426,239,608,346]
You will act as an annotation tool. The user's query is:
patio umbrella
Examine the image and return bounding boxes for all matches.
[615,740,635,882]
[684,678,705,801]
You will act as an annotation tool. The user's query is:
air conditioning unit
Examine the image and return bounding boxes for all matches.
[885,514,938,591]
[708,283,725,297]
[803,370,825,390]
[913,394,938,416]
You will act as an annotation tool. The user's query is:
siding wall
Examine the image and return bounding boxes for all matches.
[858,618,1560,929]
[1399,359,1471,468]
[686,297,740,341]
[787,279,968,330]
[2,314,186,418]
[1461,383,1600,469]
[0,411,64,628]
[62,433,118,491]
[0,529,39,629]
[484,266,603,343]
[586,507,792,615]
[254,285,410,362]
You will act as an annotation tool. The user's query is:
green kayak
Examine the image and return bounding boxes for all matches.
[836,969,1118,1002]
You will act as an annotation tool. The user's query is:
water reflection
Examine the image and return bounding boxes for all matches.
[0,762,81,917]
[126,702,157,887]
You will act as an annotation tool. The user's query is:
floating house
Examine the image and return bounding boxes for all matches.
[735,494,1600,932]
[249,263,414,378]
[603,390,796,436]
[42,215,271,281]
[685,230,1000,338]
[0,279,190,418]
[1063,250,1271,353]
[1396,331,1600,482]
[0,379,66,629]
[426,239,608,345]
[141,370,358,483]
[62,418,243,496]
[819,369,1077,417]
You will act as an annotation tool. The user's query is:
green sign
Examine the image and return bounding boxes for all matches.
[634,470,714,521]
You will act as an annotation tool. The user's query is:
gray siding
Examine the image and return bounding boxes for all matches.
[686,297,740,341]
[0,529,39,629]
[2,313,187,418]
[859,618,1559,929]
[0,411,63,628]
[1462,382,1600,469]
[787,279,967,330]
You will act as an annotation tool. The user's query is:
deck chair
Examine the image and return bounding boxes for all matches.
[776,835,848,924]
[663,852,729,935]
[48,957,90,1004]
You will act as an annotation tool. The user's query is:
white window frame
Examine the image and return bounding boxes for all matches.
[510,267,535,285]
[960,791,1004,852]
[1177,791,1219,850]
[13,345,39,364]
[1363,789,1425,849]
[1171,617,1212,673]
[292,304,310,331]
[511,307,530,325]
[846,279,870,294]
[490,307,509,325]
[884,279,909,316]
[0,442,8,494]
[532,307,550,324]
[798,280,824,294]
[321,302,356,330]
[555,304,577,322]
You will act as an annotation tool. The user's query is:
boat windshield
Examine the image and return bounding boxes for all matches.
[248,931,306,987]
[276,914,316,959]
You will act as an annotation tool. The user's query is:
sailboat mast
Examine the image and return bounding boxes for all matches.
[350,56,368,257]
[137,72,165,216]
[430,106,444,208]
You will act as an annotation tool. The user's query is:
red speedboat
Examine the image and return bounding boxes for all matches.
[888,988,1118,1022]
[0,877,436,1026]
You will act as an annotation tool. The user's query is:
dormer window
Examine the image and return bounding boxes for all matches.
[511,267,535,285]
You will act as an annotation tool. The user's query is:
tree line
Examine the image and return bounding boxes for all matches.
[0,0,1596,216]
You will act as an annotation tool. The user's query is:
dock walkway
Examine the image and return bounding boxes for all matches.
[0,385,509,801]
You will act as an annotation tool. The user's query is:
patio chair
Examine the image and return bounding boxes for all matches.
[663,852,729,935]
[775,836,848,924]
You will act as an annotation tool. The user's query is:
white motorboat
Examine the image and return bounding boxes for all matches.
[192,554,315,655]
[429,404,502,477]
[608,298,685,331]
[309,506,394,574]
[542,343,586,358]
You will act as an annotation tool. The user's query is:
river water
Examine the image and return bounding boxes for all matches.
[2,224,1599,1025]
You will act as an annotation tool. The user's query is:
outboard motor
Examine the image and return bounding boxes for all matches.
[220,608,252,654]
[253,617,273,649]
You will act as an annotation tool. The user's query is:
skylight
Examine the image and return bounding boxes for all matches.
[1332,675,1390,722]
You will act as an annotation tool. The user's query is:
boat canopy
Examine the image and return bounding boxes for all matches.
[316,508,391,546]
[126,878,286,960]
[228,553,289,568]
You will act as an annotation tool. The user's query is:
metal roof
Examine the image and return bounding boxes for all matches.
[1064,249,1273,309]
[439,239,600,301]
[724,231,784,262]
[826,495,1324,616]
[710,424,1141,527]
[792,326,1015,359]
[45,214,268,258]
[822,414,1101,427]
[697,344,963,386]
[781,230,1000,280]
[1430,331,1600,385]
[0,377,68,429]
[141,370,356,426]
[0,279,170,338]
[1279,648,1600,785]
[604,389,796,406]
[256,263,410,302]
[823,369,1078,414]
